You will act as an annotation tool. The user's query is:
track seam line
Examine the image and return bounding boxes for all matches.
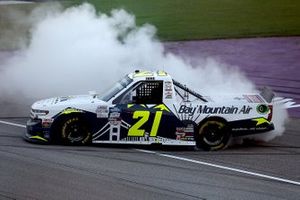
[0,120,26,128]
[135,149,300,186]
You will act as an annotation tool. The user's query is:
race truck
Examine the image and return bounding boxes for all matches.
[25,70,275,150]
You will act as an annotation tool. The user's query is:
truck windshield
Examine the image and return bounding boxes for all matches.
[100,75,133,101]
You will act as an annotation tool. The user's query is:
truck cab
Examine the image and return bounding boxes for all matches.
[92,70,196,146]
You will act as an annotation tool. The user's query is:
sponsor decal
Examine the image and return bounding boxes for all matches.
[96,105,108,118]
[256,104,269,114]
[109,112,121,122]
[178,105,252,115]
[165,91,173,99]
[42,118,54,128]
[108,107,121,122]
[165,93,172,99]
[110,112,120,118]
[231,127,248,131]
[146,77,155,80]
[61,108,83,115]
[55,96,73,104]
[232,127,269,131]
[178,105,198,115]
[244,95,264,103]
[165,81,173,91]
[134,71,154,77]
[110,107,121,113]
[164,81,173,99]
[239,106,253,114]
[121,136,173,144]
[175,126,194,141]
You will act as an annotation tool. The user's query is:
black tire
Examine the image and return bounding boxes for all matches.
[196,119,231,151]
[59,116,91,145]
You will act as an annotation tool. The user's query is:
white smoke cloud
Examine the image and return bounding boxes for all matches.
[0,3,255,100]
[0,3,288,143]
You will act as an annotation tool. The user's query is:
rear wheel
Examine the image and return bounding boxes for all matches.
[59,116,91,145]
[196,119,231,151]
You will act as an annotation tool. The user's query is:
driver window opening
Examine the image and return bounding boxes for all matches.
[114,81,163,104]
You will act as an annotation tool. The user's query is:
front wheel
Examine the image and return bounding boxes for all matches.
[59,116,91,145]
[196,119,231,151]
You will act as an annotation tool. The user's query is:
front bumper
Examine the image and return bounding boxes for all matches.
[24,119,51,144]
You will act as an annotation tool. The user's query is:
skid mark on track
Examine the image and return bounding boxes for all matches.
[0,120,26,128]
[135,149,300,186]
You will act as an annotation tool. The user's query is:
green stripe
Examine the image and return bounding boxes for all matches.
[29,135,48,142]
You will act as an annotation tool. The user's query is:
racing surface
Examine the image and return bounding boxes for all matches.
[1,37,300,199]
[0,118,299,200]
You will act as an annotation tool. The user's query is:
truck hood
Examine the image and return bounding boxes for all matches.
[32,95,107,112]
[34,95,94,106]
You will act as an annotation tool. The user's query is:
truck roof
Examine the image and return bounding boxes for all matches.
[127,70,207,102]
[128,70,172,81]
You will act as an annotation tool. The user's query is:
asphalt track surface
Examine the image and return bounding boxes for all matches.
[0,118,299,200]
[0,37,300,199]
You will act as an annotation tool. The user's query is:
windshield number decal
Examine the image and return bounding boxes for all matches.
[128,111,162,137]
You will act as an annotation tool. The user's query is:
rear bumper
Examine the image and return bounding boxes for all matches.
[24,119,51,144]
[231,118,275,137]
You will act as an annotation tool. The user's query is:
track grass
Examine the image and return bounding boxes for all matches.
[73,0,300,40]
[0,0,300,50]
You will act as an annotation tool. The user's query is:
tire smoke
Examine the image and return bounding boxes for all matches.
[0,3,288,143]
[0,3,255,99]
[236,102,288,144]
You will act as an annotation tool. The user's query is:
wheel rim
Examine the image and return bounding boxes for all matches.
[200,121,226,146]
[63,119,89,143]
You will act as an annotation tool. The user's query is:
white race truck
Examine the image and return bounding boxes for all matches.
[25,70,275,150]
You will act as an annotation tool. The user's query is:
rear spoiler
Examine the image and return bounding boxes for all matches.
[260,87,275,103]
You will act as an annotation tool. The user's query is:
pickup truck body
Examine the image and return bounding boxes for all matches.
[25,70,274,150]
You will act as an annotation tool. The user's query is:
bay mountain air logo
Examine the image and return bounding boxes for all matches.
[178,105,252,115]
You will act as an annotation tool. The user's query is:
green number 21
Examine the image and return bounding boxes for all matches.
[128,111,162,137]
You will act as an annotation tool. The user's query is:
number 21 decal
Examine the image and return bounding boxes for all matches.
[128,111,163,137]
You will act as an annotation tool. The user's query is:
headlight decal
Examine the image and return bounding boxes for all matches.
[31,109,49,115]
